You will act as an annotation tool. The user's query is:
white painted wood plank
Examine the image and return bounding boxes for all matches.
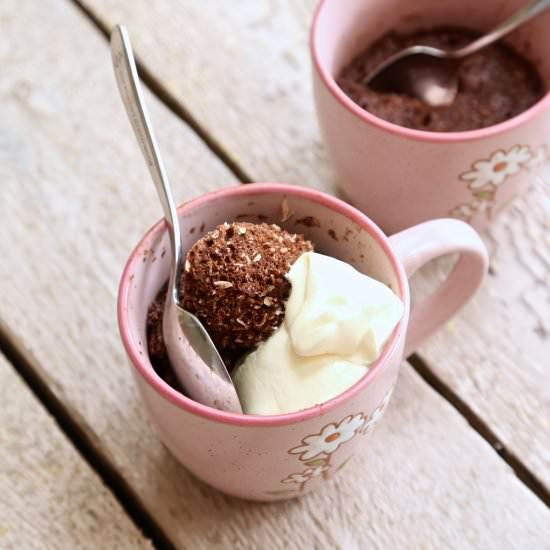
[78,0,328,190]
[0,353,151,549]
[411,180,550,485]
[0,0,549,548]
[0,0,237,461]
[80,0,550,490]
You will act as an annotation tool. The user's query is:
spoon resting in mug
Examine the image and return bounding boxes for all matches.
[365,0,550,106]
[110,24,242,413]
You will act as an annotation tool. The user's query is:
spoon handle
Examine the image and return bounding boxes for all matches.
[110,25,182,294]
[454,0,550,57]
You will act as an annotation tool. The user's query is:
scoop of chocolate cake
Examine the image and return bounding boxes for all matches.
[182,222,313,355]
[147,222,313,372]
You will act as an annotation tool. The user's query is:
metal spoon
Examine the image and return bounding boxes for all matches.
[365,0,550,107]
[111,25,242,413]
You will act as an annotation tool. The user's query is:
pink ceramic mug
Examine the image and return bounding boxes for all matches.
[118,183,487,501]
[311,0,550,233]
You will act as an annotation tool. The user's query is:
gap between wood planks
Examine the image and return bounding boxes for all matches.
[408,355,550,507]
[70,0,251,184]
[0,327,176,550]
[18,0,541,513]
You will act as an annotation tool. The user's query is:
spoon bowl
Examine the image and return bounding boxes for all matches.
[365,0,550,106]
[368,48,458,107]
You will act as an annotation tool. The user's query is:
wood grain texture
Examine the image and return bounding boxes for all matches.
[1,0,549,548]
[0,353,151,549]
[77,0,328,189]
[0,0,236,458]
[411,180,550,486]
[80,0,550,490]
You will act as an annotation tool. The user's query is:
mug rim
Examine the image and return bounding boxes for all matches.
[117,183,409,427]
[310,0,550,143]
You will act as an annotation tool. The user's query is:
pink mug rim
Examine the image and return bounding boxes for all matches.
[117,183,409,427]
[310,0,550,143]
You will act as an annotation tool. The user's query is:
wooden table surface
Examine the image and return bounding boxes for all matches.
[1,0,549,548]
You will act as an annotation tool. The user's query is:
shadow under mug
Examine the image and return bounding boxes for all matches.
[311,0,550,234]
[117,183,487,501]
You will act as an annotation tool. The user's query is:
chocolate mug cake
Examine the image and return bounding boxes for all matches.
[338,27,544,131]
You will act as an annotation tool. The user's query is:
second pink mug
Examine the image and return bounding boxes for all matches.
[311,0,550,233]
[118,183,487,501]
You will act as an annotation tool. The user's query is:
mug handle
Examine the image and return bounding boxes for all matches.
[388,219,488,357]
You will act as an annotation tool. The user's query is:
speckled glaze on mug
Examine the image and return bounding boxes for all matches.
[118,183,487,501]
[311,0,550,233]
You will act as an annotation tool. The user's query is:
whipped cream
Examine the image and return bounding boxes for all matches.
[232,252,403,415]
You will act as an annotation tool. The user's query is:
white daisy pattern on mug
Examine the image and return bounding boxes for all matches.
[360,390,393,435]
[526,144,550,170]
[288,413,366,461]
[450,202,478,222]
[281,465,329,485]
[449,143,550,224]
[450,195,496,223]
[460,145,531,189]
[266,391,396,495]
